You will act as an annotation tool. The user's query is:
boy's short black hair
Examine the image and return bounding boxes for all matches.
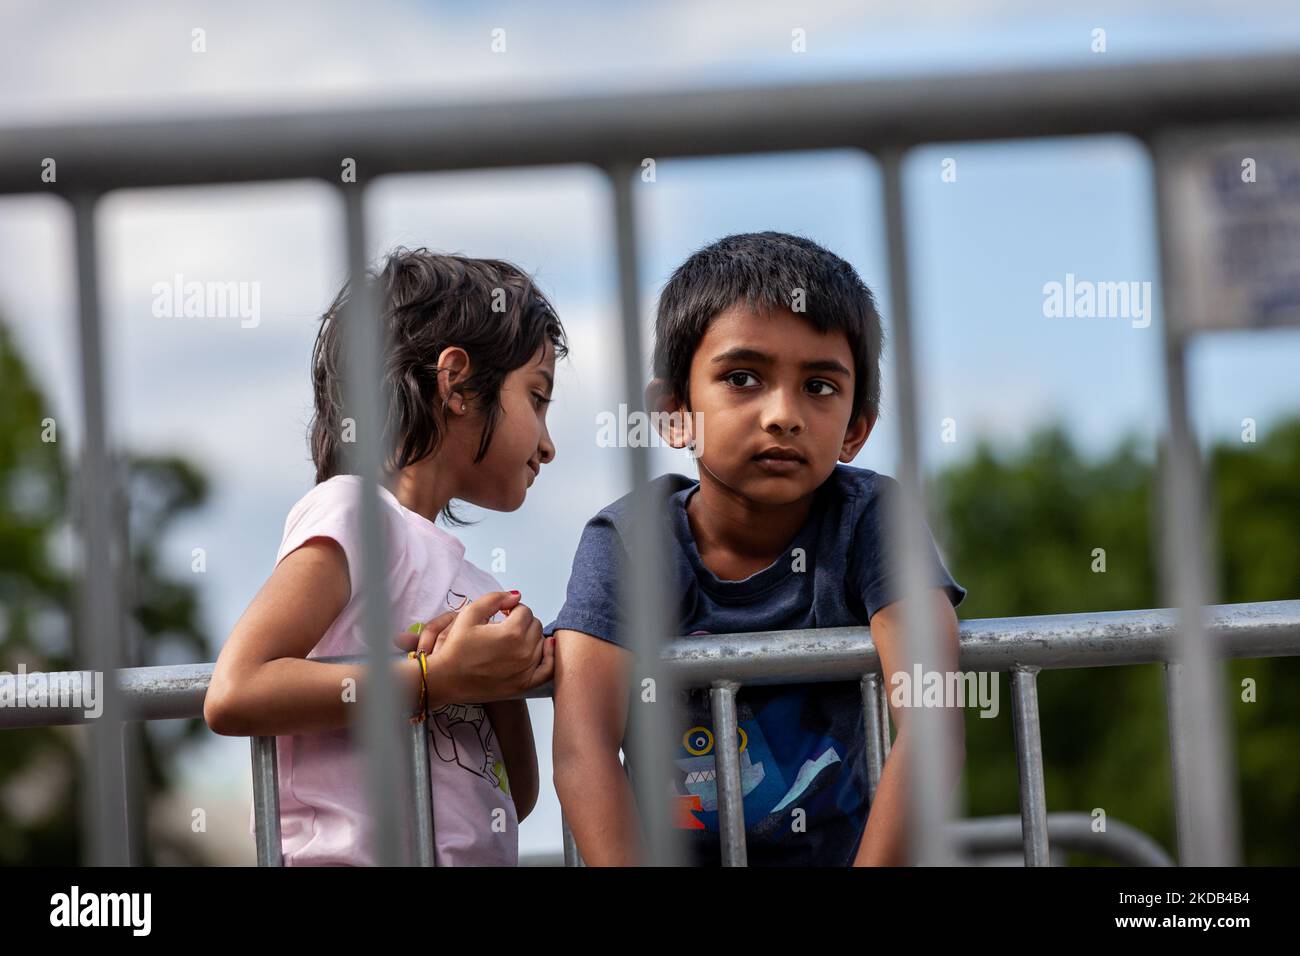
[652,231,884,424]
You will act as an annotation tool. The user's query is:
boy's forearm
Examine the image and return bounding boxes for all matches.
[853,731,911,866]
[554,749,643,865]
[853,722,966,866]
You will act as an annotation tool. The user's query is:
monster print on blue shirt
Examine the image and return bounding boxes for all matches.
[673,676,846,836]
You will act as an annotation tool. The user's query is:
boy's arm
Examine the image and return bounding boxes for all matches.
[484,699,539,822]
[853,588,966,866]
[551,629,644,865]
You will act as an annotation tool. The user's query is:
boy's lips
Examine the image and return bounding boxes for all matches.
[752,457,804,474]
[526,461,540,484]
[754,442,800,473]
[752,446,806,474]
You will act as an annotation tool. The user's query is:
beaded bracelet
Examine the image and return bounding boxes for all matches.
[407,649,430,724]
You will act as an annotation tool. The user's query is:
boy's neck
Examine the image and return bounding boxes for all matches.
[685,471,817,581]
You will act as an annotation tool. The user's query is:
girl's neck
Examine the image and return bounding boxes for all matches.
[383,459,456,525]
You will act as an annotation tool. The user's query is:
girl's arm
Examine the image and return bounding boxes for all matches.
[483,699,539,821]
[205,538,426,737]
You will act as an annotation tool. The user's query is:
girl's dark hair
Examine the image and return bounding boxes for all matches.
[309,247,566,526]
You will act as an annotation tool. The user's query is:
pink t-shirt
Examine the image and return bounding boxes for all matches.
[247,474,519,866]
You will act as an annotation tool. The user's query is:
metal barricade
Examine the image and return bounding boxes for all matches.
[3,51,1299,866]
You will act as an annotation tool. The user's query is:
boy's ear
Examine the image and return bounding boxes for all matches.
[644,378,692,449]
[839,410,876,462]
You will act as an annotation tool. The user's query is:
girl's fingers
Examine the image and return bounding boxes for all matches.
[421,623,454,656]
[526,635,556,688]
[397,609,460,653]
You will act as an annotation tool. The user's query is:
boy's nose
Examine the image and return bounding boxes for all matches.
[761,390,805,435]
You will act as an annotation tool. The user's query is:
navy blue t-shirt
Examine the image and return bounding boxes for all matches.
[545,463,966,866]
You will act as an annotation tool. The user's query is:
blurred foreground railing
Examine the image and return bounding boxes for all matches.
[4,50,1300,865]
[2,600,1296,865]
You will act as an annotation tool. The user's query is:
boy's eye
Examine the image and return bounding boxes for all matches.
[533,392,552,407]
[807,379,838,396]
[724,371,759,388]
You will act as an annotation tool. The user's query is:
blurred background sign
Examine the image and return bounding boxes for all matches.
[1164,127,1300,333]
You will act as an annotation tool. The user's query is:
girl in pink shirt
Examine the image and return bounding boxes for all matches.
[206,248,565,866]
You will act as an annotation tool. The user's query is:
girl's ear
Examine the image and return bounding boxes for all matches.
[436,346,472,412]
[644,378,692,449]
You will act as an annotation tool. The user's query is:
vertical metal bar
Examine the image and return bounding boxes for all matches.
[116,470,146,866]
[606,162,684,867]
[710,680,747,867]
[861,674,886,801]
[69,191,129,866]
[1150,146,1239,866]
[1161,662,1193,863]
[251,736,284,867]
[877,673,893,762]
[879,149,959,866]
[561,814,585,867]
[338,181,412,866]
[1009,666,1050,866]
[410,722,437,866]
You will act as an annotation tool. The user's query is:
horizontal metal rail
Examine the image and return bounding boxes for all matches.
[3,601,1296,728]
[950,813,1175,867]
[4,52,1300,195]
[6,599,1292,867]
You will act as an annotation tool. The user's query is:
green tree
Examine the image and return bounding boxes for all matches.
[933,419,1300,864]
[0,318,213,865]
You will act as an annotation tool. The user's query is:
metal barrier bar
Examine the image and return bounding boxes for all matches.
[251,736,283,866]
[861,674,886,800]
[877,674,893,762]
[7,54,1300,194]
[1149,143,1240,866]
[338,181,414,866]
[4,602,1296,730]
[5,599,1295,866]
[950,813,1175,867]
[409,722,438,866]
[1009,666,1050,866]
[69,190,130,867]
[880,149,959,866]
[709,680,747,867]
[606,162,683,867]
[561,814,584,867]
[1160,662,1195,861]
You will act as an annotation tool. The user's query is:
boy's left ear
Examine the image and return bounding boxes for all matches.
[839,411,877,462]
[644,378,692,449]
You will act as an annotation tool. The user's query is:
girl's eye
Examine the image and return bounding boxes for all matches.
[725,371,759,388]
[533,392,552,408]
[807,379,838,396]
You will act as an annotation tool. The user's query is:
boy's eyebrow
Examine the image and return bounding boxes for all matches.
[537,369,554,394]
[711,347,852,377]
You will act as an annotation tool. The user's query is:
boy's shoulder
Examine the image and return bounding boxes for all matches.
[823,461,894,502]
[585,473,698,538]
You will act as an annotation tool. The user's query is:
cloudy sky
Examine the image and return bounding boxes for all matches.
[2,0,1299,861]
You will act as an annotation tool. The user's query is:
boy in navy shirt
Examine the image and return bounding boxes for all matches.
[548,232,966,866]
